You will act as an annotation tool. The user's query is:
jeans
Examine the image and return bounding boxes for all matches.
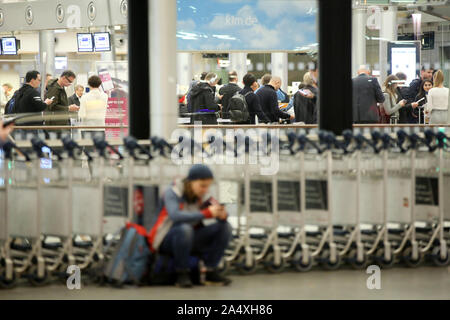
[159,220,232,271]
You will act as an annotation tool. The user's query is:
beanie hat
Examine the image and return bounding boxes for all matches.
[187,164,214,181]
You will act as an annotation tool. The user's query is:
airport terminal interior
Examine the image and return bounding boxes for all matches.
[0,0,450,301]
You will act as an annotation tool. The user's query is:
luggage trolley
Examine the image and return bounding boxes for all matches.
[67,136,125,280]
[1,137,49,286]
[298,131,340,270]
[275,131,312,272]
[412,130,449,266]
[0,141,32,288]
[28,137,75,282]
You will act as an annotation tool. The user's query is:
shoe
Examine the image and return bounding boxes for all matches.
[205,270,232,286]
[176,271,193,288]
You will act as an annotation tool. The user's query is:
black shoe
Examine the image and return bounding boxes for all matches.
[205,270,232,286]
[176,271,193,288]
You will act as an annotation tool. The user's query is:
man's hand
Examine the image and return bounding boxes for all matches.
[68,104,80,112]
[411,102,419,108]
[44,98,54,105]
[0,121,14,142]
[399,99,407,107]
[289,114,295,120]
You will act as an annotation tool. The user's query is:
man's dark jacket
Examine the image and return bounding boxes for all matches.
[68,93,81,107]
[189,82,219,113]
[240,86,270,124]
[352,74,385,123]
[255,84,290,123]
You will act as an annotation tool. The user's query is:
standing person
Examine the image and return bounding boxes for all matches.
[239,73,270,124]
[255,73,272,94]
[0,83,14,114]
[12,71,54,113]
[148,164,232,288]
[218,71,241,119]
[352,65,385,124]
[45,70,80,125]
[186,72,208,112]
[256,76,293,123]
[425,70,449,124]
[293,72,318,124]
[404,66,434,104]
[381,75,407,123]
[409,79,432,124]
[78,75,108,138]
[189,72,220,113]
[68,85,84,107]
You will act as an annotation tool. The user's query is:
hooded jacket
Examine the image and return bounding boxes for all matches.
[189,81,219,113]
[148,179,213,252]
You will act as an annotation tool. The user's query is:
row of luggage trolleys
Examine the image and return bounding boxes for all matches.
[0,129,449,288]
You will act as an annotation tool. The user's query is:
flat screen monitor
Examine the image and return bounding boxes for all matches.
[388,41,421,86]
[2,37,17,55]
[77,33,94,52]
[94,32,111,52]
[55,56,67,70]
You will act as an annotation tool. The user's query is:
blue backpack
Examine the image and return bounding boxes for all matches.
[5,96,17,114]
[103,223,150,286]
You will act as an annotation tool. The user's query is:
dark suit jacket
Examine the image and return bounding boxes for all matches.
[68,93,81,107]
[352,74,385,123]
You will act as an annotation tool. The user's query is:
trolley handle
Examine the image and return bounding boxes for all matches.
[31,136,63,160]
[150,136,173,158]
[435,131,449,150]
[380,133,396,151]
[395,130,410,153]
[93,136,124,160]
[61,136,93,162]
[123,136,153,160]
[297,134,322,154]
[408,132,435,153]
[1,140,31,161]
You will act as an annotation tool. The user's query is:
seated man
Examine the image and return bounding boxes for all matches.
[148,164,232,288]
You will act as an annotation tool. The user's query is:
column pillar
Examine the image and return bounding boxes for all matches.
[271,52,288,92]
[39,30,55,96]
[352,7,367,77]
[177,52,193,88]
[149,0,177,139]
[229,52,247,84]
[379,6,397,82]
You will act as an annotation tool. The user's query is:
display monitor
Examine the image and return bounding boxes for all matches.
[77,33,94,52]
[94,32,111,52]
[2,37,17,55]
[388,41,421,86]
[55,56,68,70]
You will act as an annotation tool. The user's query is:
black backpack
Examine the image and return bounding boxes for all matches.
[228,91,251,123]
[4,91,20,114]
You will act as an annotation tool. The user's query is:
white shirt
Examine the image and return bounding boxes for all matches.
[426,87,449,112]
[78,88,109,130]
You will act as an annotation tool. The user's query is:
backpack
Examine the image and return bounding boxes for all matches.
[103,223,150,287]
[228,91,251,123]
[4,92,20,114]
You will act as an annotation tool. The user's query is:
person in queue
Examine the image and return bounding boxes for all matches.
[425,70,449,124]
[256,75,293,123]
[352,65,385,124]
[148,164,232,288]
[381,75,407,123]
[404,66,434,104]
[239,73,270,124]
[68,84,84,107]
[293,72,318,124]
[189,72,221,113]
[13,70,54,113]
[255,73,272,94]
[45,70,80,125]
[410,79,432,123]
[219,70,241,119]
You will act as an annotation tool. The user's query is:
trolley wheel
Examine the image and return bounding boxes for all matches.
[216,258,230,276]
[347,249,368,270]
[0,270,17,289]
[28,266,50,287]
[264,252,285,273]
[402,245,422,268]
[235,254,257,275]
[373,247,395,269]
[291,249,313,272]
[319,249,341,271]
[430,246,450,267]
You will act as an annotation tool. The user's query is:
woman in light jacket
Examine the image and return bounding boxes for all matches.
[425,70,449,124]
[382,75,407,123]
